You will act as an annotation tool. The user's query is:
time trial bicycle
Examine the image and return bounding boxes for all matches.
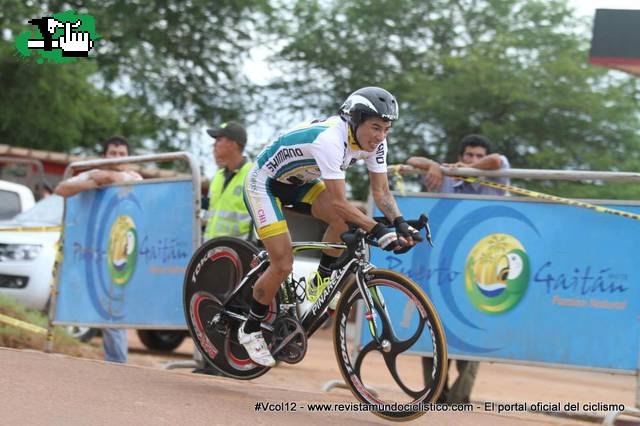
[183,214,447,421]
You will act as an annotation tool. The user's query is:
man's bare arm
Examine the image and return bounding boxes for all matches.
[445,154,503,170]
[407,156,443,191]
[54,179,98,198]
[89,170,129,185]
[469,153,503,170]
[54,170,129,198]
[407,156,438,171]
[369,171,418,248]
[323,179,378,231]
[369,171,402,221]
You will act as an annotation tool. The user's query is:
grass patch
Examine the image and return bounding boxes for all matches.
[0,295,102,360]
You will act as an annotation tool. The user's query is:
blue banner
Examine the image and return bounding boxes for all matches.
[55,181,193,327]
[367,194,639,371]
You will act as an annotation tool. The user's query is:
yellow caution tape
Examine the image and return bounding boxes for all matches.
[390,165,406,196]
[54,239,63,262]
[456,176,640,222]
[391,165,640,222]
[0,226,62,232]
[0,313,47,336]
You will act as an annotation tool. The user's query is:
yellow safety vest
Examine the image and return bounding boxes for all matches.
[204,162,253,240]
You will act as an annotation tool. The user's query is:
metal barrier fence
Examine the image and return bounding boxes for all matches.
[356,166,640,411]
[45,152,200,351]
[41,157,640,420]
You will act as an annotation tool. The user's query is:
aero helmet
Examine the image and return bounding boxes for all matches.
[339,87,399,131]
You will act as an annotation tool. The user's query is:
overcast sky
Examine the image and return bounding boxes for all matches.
[569,0,640,17]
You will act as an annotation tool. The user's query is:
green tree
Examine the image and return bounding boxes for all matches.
[268,0,640,200]
[0,0,271,155]
[53,0,270,151]
[0,2,158,153]
[0,42,160,153]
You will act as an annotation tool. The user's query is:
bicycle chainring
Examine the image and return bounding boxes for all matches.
[271,316,307,364]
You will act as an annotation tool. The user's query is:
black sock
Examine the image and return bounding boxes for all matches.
[244,298,269,333]
[318,253,339,278]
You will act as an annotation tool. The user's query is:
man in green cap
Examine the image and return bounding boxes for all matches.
[203,121,254,241]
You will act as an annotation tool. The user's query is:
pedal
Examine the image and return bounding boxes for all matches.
[270,316,307,364]
[206,313,229,336]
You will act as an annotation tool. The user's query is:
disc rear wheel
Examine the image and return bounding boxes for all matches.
[183,237,278,379]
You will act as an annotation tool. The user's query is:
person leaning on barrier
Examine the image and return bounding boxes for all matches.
[54,136,141,364]
[203,121,254,241]
[407,134,510,195]
[407,134,510,404]
[55,137,142,198]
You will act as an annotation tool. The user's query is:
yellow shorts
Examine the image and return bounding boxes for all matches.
[243,166,325,240]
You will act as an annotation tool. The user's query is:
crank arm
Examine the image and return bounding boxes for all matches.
[216,309,274,333]
[270,330,304,356]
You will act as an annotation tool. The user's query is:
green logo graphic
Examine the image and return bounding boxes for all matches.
[15,11,98,64]
[464,233,530,314]
[108,215,138,286]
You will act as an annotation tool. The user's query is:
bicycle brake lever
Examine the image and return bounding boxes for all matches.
[424,220,434,247]
[418,213,428,229]
[411,214,434,247]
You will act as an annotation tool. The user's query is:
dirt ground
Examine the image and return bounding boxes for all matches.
[128,327,636,410]
[1,326,634,425]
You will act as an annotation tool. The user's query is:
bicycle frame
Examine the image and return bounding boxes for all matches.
[183,214,445,419]
[216,235,384,346]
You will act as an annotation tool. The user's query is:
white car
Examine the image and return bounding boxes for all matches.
[0,194,61,310]
[0,179,35,221]
[0,195,186,350]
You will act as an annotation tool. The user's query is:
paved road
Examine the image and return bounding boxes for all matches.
[1,327,633,425]
[0,348,585,426]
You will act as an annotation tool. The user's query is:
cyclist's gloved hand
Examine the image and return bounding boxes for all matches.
[393,243,413,255]
[371,223,401,252]
[393,216,423,242]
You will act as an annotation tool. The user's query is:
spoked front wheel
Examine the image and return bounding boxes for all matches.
[333,269,448,421]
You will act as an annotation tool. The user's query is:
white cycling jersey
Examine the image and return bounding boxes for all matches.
[255,116,387,185]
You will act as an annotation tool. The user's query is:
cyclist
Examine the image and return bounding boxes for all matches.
[240,87,422,366]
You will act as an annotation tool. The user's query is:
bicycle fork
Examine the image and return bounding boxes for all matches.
[356,266,387,350]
